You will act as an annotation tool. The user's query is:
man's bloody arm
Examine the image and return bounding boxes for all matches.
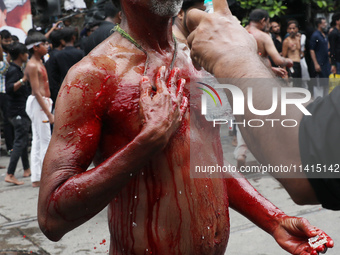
[38,63,187,241]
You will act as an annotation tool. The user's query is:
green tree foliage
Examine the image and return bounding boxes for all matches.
[238,0,288,18]
[302,0,335,12]
[236,0,335,22]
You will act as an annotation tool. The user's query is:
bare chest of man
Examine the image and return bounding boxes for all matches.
[94,64,230,255]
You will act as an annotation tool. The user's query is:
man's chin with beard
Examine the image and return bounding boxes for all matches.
[150,0,183,17]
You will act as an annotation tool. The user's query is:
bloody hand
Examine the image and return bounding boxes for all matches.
[139,66,188,148]
[272,216,333,255]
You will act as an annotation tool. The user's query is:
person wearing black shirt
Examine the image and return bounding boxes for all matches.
[45,30,65,111]
[5,42,31,185]
[270,21,282,53]
[48,27,84,109]
[329,13,340,75]
[83,1,121,55]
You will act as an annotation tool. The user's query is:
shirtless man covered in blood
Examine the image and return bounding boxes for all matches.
[38,0,333,254]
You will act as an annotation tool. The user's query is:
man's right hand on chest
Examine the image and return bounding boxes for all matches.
[139,66,188,149]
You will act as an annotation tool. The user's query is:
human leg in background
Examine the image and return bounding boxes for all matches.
[26,96,52,187]
[0,93,14,154]
[5,116,30,185]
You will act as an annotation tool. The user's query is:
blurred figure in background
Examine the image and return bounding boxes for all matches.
[270,20,282,54]
[0,29,12,156]
[310,17,331,97]
[173,0,205,45]
[5,42,30,185]
[83,1,121,55]
[24,32,53,187]
[283,20,303,87]
[47,27,84,108]
[329,13,340,75]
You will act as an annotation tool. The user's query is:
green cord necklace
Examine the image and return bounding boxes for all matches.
[113,24,178,76]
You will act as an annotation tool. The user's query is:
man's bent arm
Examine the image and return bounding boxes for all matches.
[281,39,289,58]
[264,35,292,67]
[187,3,317,201]
[226,172,285,234]
[38,63,187,241]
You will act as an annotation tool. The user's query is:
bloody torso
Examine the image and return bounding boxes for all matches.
[86,35,230,255]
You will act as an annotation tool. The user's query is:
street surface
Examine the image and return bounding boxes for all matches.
[0,125,338,254]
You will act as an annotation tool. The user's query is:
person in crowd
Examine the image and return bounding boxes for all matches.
[310,17,331,97]
[47,27,84,108]
[37,1,333,255]
[0,0,26,43]
[173,0,205,45]
[329,12,340,75]
[24,32,53,187]
[186,0,340,211]
[0,29,12,156]
[11,35,19,43]
[5,42,31,185]
[83,1,121,55]
[245,9,292,78]
[270,20,282,54]
[282,20,303,87]
[45,29,65,110]
[44,21,63,40]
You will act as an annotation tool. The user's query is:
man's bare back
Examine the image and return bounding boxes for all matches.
[246,25,269,58]
[246,20,292,77]
[246,24,280,77]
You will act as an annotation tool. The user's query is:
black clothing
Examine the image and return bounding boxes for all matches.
[299,86,340,210]
[5,62,30,118]
[288,62,302,87]
[271,33,282,53]
[45,49,60,108]
[83,21,115,55]
[269,34,283,67]
[329,27,340,66]
[0,93,13,151]
[7,116,30,175]
[48,46,84,107]
[5,62,30,175]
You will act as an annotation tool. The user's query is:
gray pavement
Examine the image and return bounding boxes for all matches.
[0,126,339,254]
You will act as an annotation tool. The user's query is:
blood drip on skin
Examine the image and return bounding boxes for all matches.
[143,163,163,255]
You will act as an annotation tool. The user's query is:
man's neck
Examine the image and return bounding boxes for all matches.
[32,53,43,62]
[318,27,325,35]
[173,20,187,45]
[275,33,281,39]
[13,59,23,67]
[105,16,115,24]
[249,22,263,31]
[65,42,74,47]
[119,11,174,53]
